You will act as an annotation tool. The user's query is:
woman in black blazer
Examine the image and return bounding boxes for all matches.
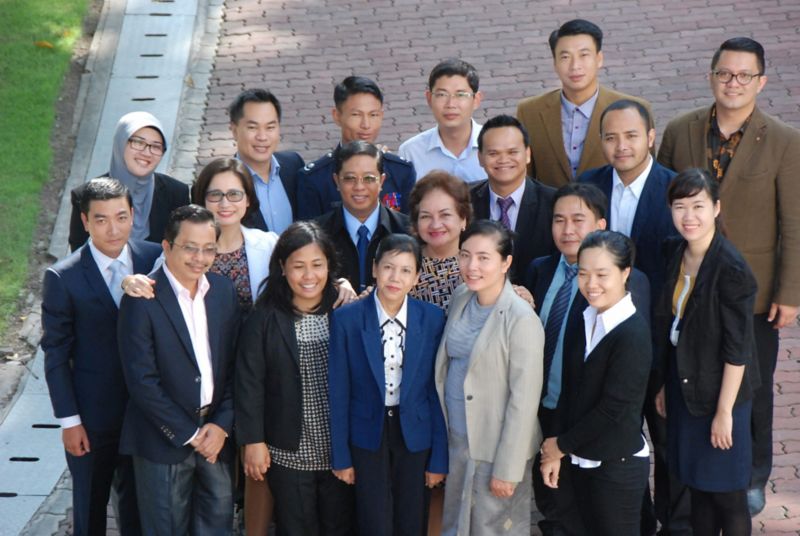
[540,230,652,536]
[653,169,757,536]
[235,221,354,536]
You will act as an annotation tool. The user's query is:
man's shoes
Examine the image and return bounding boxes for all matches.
[748,487,766,517]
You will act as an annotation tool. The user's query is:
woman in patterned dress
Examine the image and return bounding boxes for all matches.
[236,221,355,535]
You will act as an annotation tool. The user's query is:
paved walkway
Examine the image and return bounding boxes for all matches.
[10,0,800,533]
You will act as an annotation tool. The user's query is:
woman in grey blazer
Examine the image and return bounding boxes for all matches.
[435,220,544,536]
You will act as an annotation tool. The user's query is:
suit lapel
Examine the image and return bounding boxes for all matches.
[515,178,538,234]
[541,93,571,180]
[361,293,386,398]
[398,300,423,405]
[204,283,222,378]
[276,308,300,367]
[630,162,659,242]
[688,110,709,168]
[472,182,491,220]
[80,246,118,313]
[720,108,768,198]
[578,87,609,173]
[153,268,198,368]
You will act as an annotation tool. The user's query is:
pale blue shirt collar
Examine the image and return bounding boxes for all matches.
[87,239,132,285]
[611,155,653,201]
[560,88,599,119]
[375,292,408,329]
[236,153,280,185]
[427,119,481,155]
[343,203,381,246]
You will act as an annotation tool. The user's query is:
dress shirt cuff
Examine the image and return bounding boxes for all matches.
[183,428,200,446]
[59,415,82,429]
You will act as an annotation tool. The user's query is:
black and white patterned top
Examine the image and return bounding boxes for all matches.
[268,313,332,471]
[376,295,407,406]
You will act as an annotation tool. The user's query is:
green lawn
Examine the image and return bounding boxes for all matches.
[0,0,90,334]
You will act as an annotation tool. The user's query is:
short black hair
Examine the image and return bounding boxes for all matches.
[428,59,480,93]
[333,76,383,109]
[163,204,220,243]
[459,219,514,260]
[333,140,384,175]
[667,168,720,205]
[374,233,422,272]
[578,230,635,271]
[711,37,765,74]
[79,178,132,215]
[548,19,603,56]
[553,183,608,221]
[478,115,530,152]
[228,88,282,124]
[599,99,652,134]
[257,221,340,316]
[192,158,260,221]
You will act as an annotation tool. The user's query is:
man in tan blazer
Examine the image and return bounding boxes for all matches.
[516,19,653,188]
[658,37,800,516]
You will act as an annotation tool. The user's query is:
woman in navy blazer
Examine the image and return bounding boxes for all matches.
[328,234,448,536]
[653,169,758,535]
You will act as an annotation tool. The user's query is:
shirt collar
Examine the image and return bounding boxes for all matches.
[87,239,132,274]
[582,291,636,336]
[343,203,381,242]
[558,254,578,275]
[560,88,599,118]
[236,153,280,184]
[162,262,210,301]
[489,179,526,209]
[427,119,482,152]
[709,104,752,138]
[375,292,408,330]
[611,155,653,200]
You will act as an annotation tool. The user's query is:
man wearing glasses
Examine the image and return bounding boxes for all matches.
[516,19,654,188]
[399,59,487,183]
[658,37,800,517]
[316,141,410,291]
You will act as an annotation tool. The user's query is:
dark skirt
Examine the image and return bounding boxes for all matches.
[666,353,752,492]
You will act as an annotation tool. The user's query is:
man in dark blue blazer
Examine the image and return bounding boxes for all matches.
[227,88,305,233]
[578,99,683,535]
[42,178,161,535]
[470,115,556,285]
[117,205,240,534]
[296,76,415,219]
[525,183,650,536]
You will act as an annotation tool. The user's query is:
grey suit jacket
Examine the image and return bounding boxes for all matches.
[434,281,544,482]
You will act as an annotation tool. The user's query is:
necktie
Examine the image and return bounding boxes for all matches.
[356,225,369,291]
[541,264,578,398]
[497,196,515,230]
[108,259,126,307]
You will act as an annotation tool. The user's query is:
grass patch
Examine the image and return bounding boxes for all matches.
[0,0,89,334]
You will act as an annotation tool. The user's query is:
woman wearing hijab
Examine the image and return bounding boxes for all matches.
[68,111,189,250]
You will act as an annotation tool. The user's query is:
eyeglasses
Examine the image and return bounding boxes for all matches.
[128,136,165,156]
[171,242,218,257]
[711,70,763,85]
[431,90,475,101]
[339,174,381,185]
[205,189,246,203]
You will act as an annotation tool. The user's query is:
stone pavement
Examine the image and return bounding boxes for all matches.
[15,0,800,534]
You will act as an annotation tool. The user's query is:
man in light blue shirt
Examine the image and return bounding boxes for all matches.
[399,59,486,183]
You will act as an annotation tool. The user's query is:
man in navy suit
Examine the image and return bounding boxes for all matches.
[297,76,416,219]
[525,183,650,536]
[117,205,240,534]
[470,115,557,284]
[228,88,304,233]
[578,99,683,535]
[42,178,162,535]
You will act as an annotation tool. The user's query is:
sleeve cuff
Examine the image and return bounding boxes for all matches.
[183,428,200,446]
[59,415,82,429]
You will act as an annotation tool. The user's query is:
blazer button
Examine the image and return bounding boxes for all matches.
[195,376,201,383]
[466,395,473,401]
[682,378,689,384]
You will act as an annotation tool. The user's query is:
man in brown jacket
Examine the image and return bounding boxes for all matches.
[658,37,800,517]
[516,19,653,188]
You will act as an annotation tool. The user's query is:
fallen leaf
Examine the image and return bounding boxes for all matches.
[34,40,54,49]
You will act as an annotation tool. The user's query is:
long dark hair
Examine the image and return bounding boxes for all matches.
[256,221,340,316]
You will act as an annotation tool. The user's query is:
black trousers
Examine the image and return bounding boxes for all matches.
[570,455,649,536]
[65,428,140,536]
[750,313,779,489]
[350,407,429,536]
[267,463,354,536]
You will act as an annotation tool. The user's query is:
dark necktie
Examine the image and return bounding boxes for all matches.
[357,225,369,291]
[497,196,515,230]
[542,264,578,398]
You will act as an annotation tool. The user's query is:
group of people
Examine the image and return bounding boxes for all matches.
[39,16,800,536]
